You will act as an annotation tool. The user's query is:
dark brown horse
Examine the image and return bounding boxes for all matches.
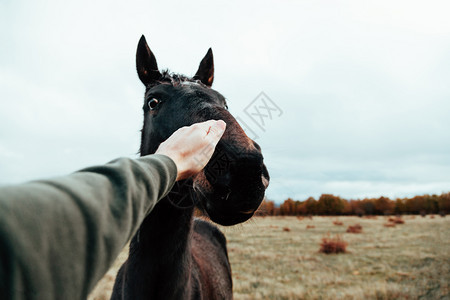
[110,35,269,300]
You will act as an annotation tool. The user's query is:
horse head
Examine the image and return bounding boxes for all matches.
[137,35,269,226]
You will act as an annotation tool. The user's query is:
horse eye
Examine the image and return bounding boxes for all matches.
[147,98,160,110]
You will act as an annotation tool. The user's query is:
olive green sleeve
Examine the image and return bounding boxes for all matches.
[0,154,177,300]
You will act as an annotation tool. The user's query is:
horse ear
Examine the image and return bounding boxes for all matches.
[136,35,162,85]
[194,48,214,87]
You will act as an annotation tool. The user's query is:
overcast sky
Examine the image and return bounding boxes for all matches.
[1,0,449,203]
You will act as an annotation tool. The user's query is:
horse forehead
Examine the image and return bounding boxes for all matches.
[180,80,201,86]
[178,84,215,99]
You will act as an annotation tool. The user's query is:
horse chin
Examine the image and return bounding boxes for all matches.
[196,190,264,226]
[192,170,267,226]
[207,210,255,226]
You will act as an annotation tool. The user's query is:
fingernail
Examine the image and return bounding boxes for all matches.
[214,120,226,133]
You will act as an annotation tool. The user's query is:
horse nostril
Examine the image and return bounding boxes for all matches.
[253,141,261,151]
[219,190,231,201]
[262,164,269,181]
[262,175,269,189]
[239,208,256,215]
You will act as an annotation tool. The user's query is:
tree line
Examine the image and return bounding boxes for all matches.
[256,192,450,216]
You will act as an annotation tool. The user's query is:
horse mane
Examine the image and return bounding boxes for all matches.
[146,69,201,88]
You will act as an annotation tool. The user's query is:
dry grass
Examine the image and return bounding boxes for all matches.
[333,220,344,226]
[89,216,450,300]
[319,233,347,254]
[346,224,363,233]
[283,227,291,232]
[387,216,405,225]
[393,218,405,224]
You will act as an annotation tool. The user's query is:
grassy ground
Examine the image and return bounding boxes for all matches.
[89,216,450,300]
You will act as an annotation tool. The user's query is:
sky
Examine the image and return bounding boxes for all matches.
[1,0,449,203]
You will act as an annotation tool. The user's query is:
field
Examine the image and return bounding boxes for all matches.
[89,216,450,300]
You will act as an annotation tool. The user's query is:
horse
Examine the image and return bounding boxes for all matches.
[110,35,270,300]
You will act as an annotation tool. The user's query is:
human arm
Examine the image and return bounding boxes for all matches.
[0,119,226,299]
[0,155,177,299]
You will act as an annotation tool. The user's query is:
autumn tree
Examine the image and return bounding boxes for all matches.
[405,196,426,214]
[361,199,375,215]
[374,196,394,215]
[254,192,449,217]
[280,198,296,215]
[317,194,345,215]
[423,194,439,214]
[394,198,406,214]
[439,192,450,214]
[256,199,276,216]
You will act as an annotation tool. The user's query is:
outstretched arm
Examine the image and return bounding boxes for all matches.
[0,120,226,300]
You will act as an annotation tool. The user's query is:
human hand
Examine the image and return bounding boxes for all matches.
[155,120,227,181]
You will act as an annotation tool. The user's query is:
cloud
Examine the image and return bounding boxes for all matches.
[1,0,449,204]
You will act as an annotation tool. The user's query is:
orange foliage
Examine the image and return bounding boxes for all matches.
[393,218,405,224]
[255,192,449,216]
[346,224,362,233]
[319,234,347,254]
[255,199,276,216]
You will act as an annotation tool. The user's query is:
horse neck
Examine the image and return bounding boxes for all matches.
[126,184,196,298]
[131,196,194,257]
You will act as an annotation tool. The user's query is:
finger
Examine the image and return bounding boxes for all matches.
[190,120,221,135]
[206,120,226,143]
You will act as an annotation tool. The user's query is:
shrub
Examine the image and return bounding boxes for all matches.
[319,234,347,254]
[439,211,446,217]
[333,220,344,226]
[430,215,435,219]
[306,225,315,229]
[387,216,404,224]
[393,217,405,224]
[346,224,363,233]
[283,227,291,232]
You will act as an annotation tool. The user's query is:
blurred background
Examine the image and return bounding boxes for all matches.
[1,0,449,203]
